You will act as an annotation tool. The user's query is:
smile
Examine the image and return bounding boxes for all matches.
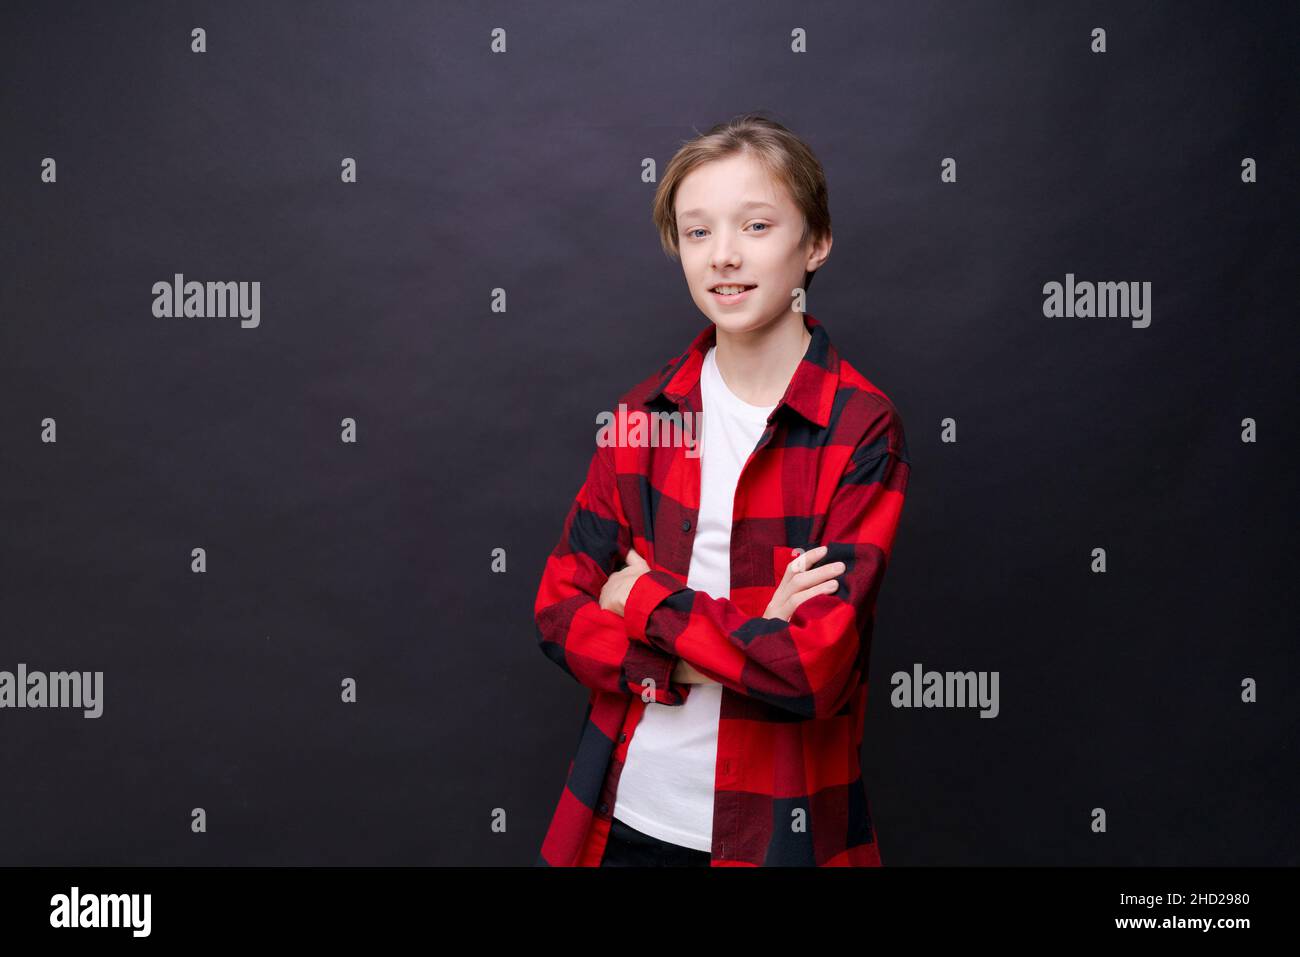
[709,284,756,303]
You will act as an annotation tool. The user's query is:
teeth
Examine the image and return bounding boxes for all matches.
[713,285,751,295]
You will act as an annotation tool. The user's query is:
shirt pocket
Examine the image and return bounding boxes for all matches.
[771,545,808,588]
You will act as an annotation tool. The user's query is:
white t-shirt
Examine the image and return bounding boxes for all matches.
[612,345,776,851]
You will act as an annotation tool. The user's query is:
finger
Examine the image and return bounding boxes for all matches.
[782,546,815,578]
[792,561,846,587]
[790,579,838,607]
[802,545,831,566]
[785,545,831,576]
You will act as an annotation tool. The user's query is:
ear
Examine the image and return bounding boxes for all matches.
[805,230,832,272]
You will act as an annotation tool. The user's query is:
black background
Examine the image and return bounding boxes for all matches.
[1,0,1296,865]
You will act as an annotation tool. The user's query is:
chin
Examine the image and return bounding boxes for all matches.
[710,311,773,334]
[707,313,750,334]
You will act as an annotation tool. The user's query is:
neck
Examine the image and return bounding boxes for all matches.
[713,313,811,407]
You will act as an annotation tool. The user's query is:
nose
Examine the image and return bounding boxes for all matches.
[710,239,741,272]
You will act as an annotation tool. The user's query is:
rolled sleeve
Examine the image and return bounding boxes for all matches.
[624,569,688,644]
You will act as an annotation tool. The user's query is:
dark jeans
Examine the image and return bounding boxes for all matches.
[599,816,712,867]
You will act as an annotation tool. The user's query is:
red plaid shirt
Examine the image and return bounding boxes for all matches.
[534,312,910,866]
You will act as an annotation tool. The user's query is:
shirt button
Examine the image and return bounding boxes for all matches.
[598,803,609,815]
[681,519,691,531]
[618,732,627,743]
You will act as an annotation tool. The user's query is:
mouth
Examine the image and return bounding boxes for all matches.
[709,283,757,303]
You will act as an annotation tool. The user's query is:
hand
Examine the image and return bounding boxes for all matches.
[764,545,845,621]
[669,546,842,688]
[599,546,650,617]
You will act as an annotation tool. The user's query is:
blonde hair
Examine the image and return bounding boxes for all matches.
[651,112,831,292]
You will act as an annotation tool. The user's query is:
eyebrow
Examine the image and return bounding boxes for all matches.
[677,200,778,220]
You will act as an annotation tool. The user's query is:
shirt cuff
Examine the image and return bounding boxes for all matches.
[624,569,687,644]
[621,643,686,705]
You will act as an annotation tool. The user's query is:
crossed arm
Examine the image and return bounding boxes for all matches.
[533,442,692,705]
[534,408,908,718]
[600,543,845,686]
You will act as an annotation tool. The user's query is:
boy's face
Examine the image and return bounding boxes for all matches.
[673,151,830,337]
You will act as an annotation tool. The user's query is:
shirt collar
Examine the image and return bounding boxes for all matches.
[645,313,840,429]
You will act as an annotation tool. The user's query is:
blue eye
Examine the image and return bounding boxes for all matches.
[686,223,768,239]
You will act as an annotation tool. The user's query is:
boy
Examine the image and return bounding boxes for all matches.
[533,113,911,866]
